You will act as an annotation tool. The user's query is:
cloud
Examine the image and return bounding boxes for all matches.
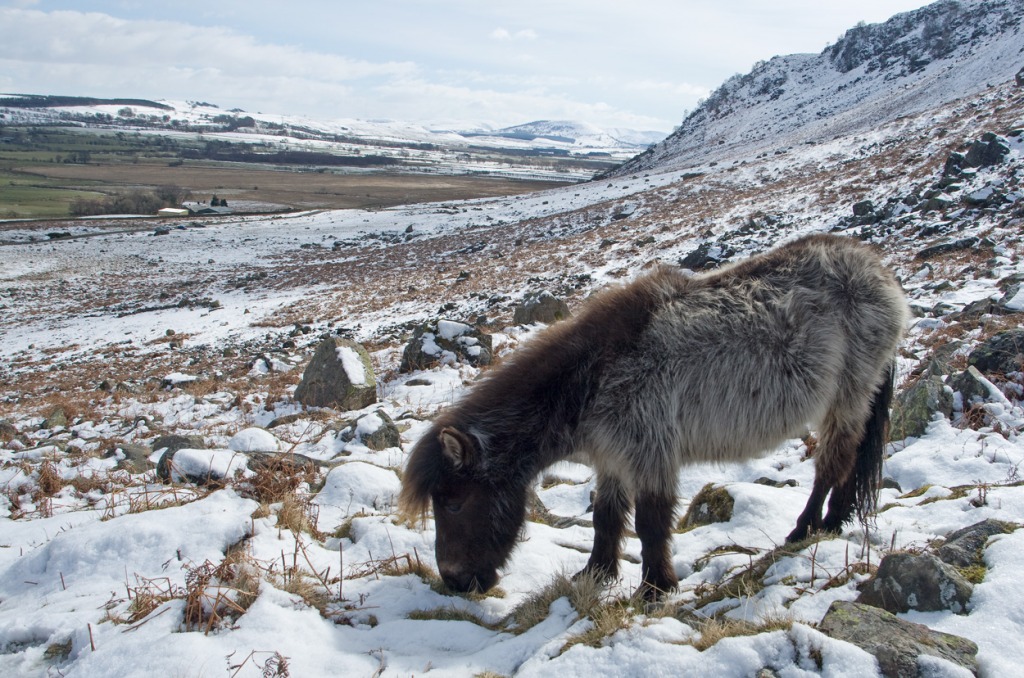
[489,27,538,41]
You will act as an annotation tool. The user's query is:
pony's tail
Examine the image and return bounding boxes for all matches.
[853,361,895,521]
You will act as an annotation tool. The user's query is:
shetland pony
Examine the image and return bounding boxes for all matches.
[400,234,907,599]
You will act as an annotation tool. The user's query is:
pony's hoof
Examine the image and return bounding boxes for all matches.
[573,566,615,585]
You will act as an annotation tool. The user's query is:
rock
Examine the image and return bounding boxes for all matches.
[753,477,797,488]
[936,519,1016,569]
[1017,66,1024,87]
[914,236,980,260]
[246,451,320,476]
[890,376,953,440]
[942,151,966,178]
[108,443,154,473]
[678,483,734,530]
[916,341,963,378]
[0,420,18,444]
[294,337,378,410]
[967,329,1024,375]
[513,291,571,325]
[881,477,902,492]
[948,366,992,408]
[857,552,973,614]
[680,242,735,271]
[153,434,208,481]
[399,320,493,373]
[964,132,1010,168]
[228,427,281,453]
[339,410,403,451]
[852,200,875,217]
[40,407,68,430]
[161,448,249,486]
[819,601,979,678]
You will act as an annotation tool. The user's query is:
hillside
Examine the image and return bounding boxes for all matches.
[0,97,662,182]
[2,2,1024,676]
[612,0,1024,177]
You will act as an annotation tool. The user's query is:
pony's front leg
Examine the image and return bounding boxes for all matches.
[634,489,678,601]
[578,474,630,583]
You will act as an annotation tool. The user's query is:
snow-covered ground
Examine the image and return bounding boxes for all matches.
[3,5,1024,674]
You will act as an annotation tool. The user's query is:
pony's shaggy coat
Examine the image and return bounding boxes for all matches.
[400,234,908,597]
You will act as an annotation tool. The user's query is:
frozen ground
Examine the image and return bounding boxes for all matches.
[1,67,1024,678]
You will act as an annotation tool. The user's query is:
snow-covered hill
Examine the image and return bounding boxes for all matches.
[612,0,1024,176]
[0,96,663,166]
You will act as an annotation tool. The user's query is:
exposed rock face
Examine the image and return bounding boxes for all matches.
[399,320,493,372]
[890,375,953,439]
[819,601,979,678]
[294,337,377,410]
[678,483,734,530]
[967,329,1024,374]
[512,291,571,325]
[856,552,973,614]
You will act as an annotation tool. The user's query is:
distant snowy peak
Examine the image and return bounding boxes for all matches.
[613,0,1024,176]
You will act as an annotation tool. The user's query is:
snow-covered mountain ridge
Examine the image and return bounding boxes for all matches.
[614,0,1024,176]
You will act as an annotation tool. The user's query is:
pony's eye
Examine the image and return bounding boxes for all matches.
[446,502,464,514]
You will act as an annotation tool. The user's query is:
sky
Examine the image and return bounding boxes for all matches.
[0,0,936,132]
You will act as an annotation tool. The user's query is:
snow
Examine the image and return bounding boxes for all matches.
[228,428,282,453]
[2,4,1024,676]
[335,345,368,386]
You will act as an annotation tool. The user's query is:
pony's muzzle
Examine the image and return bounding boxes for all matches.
[440,567,498,593]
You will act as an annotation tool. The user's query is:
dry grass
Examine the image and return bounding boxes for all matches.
[687,613,793,651]
[506,571,604,634]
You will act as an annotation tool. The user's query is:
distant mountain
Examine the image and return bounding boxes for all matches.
[463,120,665,149]
[611,0,1024,176]
[0,95,663,159]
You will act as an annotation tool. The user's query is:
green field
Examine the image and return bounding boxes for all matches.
[0,126,579,219]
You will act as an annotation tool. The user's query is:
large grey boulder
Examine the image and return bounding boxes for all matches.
[819,601,979,678]
[857,552,973,614]
[513,291,571,325]
[294,337,377,410]
[399,320,493,373]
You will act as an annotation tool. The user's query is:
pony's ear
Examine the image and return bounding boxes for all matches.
[439,427,476,470]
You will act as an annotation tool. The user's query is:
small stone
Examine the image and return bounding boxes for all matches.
[678,484,734,530]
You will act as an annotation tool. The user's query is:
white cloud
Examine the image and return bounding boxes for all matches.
[489,27,538,41]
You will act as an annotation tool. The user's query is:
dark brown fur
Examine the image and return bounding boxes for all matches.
[400,234,907,598]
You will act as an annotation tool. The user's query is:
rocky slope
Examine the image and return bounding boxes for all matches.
[612,0,1024,176]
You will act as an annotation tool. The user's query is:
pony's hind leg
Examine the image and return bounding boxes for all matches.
[634,489,678,600]
[578,474,631,583]
[786,412,860,542]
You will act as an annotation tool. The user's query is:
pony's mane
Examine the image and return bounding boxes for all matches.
[398,426,443,524]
